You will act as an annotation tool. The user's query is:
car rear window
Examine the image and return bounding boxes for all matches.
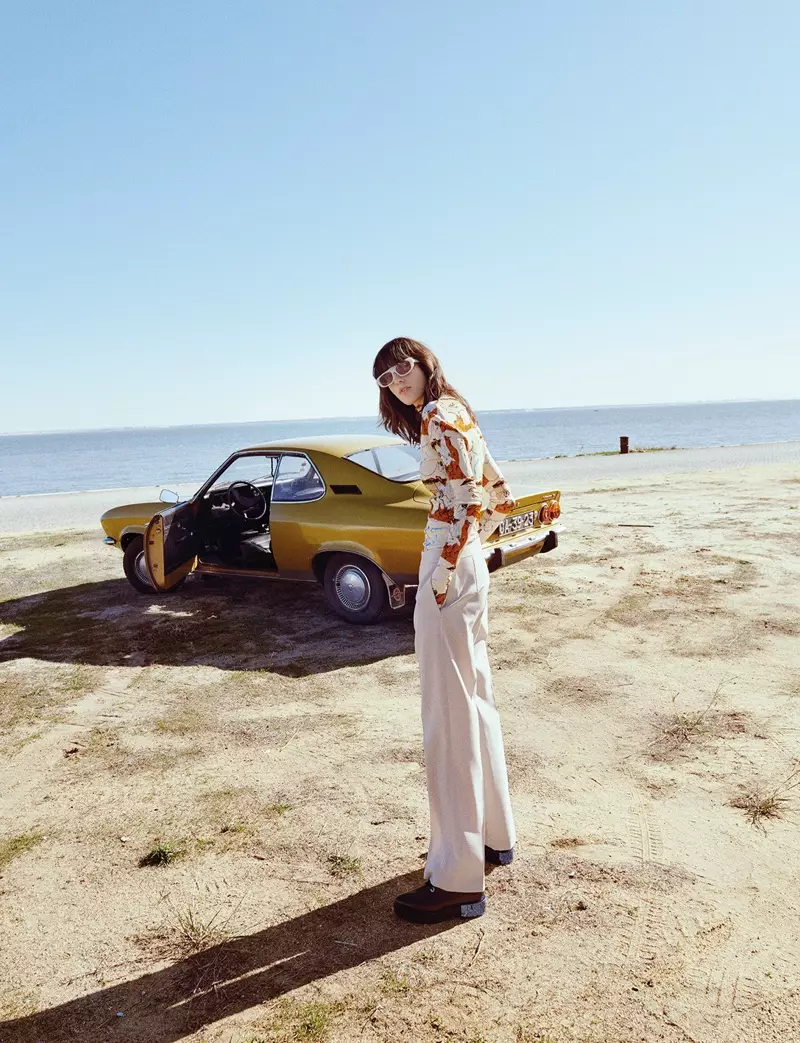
[346,443,420,482]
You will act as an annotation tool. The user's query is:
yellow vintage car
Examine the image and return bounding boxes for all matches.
[100,434,562,624]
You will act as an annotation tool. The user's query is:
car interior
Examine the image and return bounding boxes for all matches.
[191,453,323,571]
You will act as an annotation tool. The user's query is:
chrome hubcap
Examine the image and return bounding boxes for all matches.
[334,565,370,612]
[135,551,153,588]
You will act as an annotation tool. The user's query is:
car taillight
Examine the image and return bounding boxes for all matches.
[550,500,561,520]
[539,503,552,524]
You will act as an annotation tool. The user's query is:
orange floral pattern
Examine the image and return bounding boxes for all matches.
[419,395,517,606]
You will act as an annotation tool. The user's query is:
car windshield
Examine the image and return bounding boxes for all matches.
[345,443,420,482]
[207,454,277,492]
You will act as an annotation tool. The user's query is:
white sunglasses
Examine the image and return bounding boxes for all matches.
[375,357,417,388]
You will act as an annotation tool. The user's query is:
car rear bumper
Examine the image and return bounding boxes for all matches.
[485,524,564,571]
[391,524,565,608]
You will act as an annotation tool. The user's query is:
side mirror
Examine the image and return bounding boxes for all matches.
[159,488,180,504]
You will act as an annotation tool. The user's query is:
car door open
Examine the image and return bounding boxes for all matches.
[144,501,199,590]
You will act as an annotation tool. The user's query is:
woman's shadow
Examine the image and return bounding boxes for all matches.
[0,575,415,676]
[0,870,464,1043]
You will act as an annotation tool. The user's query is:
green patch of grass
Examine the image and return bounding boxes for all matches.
[1,729,44,756]
[0,676,55,731]
[326,853,362,879]
[0,832,44,870]
[220,821,251,835]
[138,840,185,867]
[291,1000,346,1041]
[247,998,347,1043]
[153,707,208,735]
[379,970,410,996]
[575,445,677,457]
[63,665,96,693]
[605,590,651,625]
[69,725,205,777]
[583,485,632,494]
[73,725,121,761]
[0,987,39,1018]
[266,802,294,815]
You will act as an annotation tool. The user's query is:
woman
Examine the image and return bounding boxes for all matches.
[373,337,519,924]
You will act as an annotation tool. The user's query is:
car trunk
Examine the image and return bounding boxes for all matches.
[484,489,562,567]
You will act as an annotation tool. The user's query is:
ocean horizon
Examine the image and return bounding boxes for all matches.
[1,395,794,440]
[2,397,798,498]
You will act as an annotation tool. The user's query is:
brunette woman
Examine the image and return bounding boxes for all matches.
[373,337,518,924]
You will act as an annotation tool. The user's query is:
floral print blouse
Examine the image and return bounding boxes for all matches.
[418,394,517,606]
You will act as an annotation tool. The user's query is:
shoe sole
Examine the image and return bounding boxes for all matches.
[485,848,514,866]
[393,895,486,924]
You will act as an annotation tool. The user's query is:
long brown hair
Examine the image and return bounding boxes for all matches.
[372,337,477,445]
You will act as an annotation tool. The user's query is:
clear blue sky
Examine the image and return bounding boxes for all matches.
[1,1,798,434]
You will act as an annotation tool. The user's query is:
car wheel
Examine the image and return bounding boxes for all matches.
[323,553,389,625]
[122,536,186,595]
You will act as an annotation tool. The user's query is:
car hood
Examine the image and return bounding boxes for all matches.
[101,501,169,522]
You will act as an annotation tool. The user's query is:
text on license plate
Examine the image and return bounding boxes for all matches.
[498,510,536,537]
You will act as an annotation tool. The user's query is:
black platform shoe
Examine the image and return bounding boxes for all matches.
[393,881,486,924]
[485,843,514,865]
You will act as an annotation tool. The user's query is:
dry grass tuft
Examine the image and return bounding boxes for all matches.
[728,762,800,830]
[138,840,185,867]
[646,680,747,758]
[166,893,243,954]
[136,887,245,958]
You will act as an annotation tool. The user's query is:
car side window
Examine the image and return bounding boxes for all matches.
[272,454,326,502]
[207,454,278,492]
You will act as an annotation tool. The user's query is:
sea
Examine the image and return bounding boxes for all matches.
[1,399,798,498]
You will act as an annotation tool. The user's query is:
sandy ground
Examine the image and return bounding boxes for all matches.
[0,457,799,1043]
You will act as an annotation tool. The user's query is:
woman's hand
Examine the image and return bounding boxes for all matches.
[431,577,447,608]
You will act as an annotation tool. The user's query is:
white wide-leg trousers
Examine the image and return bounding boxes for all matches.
[414,528,517,893]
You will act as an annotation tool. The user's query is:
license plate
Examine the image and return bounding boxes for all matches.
[497,509,537,537]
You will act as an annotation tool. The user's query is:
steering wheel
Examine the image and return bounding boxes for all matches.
[226,480,267,521]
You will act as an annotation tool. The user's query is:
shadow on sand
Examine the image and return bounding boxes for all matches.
[0,870,466,1043]
[0,575,416,675]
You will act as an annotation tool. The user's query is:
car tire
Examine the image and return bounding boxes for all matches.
[122,536,186,595]
[323,553,389,625]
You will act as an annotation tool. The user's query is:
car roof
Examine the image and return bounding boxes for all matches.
[238,433,409,456]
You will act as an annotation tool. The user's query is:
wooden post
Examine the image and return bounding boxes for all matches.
[620,436,629,454]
